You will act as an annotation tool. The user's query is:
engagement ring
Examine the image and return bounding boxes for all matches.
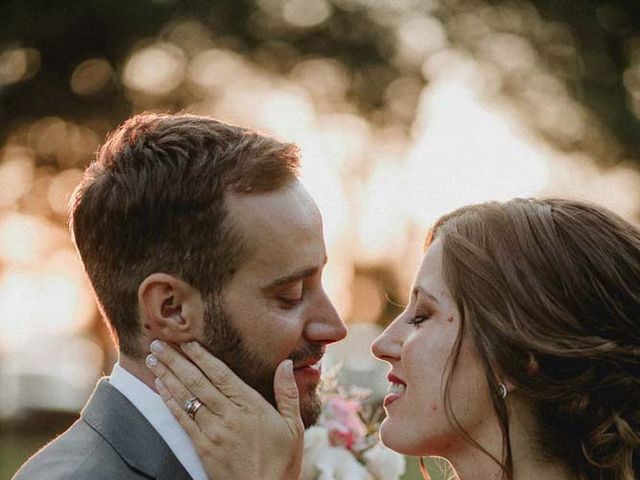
[184,396,204,419]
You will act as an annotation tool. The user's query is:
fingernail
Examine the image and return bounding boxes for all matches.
[283,359,293,376]
[181,341,197,352]
[150,340,164,354]
[155,378,167,396]
[146,354,158,368]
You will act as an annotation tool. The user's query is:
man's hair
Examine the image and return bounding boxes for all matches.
[70,113,300,358]
[428,198,640,480]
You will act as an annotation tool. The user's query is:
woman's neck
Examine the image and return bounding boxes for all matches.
[507,395,574,480]
[441,449,572,480]
[432,413,506,480]
[440,446,503,480]
[439,395,574,480]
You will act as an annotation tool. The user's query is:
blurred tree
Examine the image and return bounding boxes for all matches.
[0,0,639,165]
[535,0,640,159]
[440,0,640,162]
[0,0,408,148]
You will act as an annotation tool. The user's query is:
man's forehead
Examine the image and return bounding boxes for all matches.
[226,181,321,229]
[226,182,326,278]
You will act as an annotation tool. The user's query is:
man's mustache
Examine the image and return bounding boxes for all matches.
[288,343,325,364]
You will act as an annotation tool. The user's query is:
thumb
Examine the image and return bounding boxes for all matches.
[274,360,304,435]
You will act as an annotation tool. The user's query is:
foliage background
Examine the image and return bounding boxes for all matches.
[1,1,639,479]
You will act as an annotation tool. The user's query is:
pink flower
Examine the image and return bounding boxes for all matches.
[321,397,367,450]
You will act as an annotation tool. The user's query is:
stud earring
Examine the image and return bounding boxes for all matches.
[498,383,508,399]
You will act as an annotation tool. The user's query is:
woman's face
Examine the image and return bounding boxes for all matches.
[371,238,498,457]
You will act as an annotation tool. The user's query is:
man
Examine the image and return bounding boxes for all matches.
[13,114,347,480]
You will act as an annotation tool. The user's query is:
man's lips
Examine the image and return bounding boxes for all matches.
[290,346,325,383]
[292,359,322,385]
[293,358,322,369]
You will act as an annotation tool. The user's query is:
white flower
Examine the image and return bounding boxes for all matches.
[301,427,331,480]
[302,426,372,480]
[315,446,372,480]
[363,444,406,480]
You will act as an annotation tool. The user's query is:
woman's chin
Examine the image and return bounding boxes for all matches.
[379,419,418,456]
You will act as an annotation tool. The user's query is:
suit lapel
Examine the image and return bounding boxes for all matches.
[156,450,193,480]
[81,378,193,480]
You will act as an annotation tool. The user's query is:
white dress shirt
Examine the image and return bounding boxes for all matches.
[109,363,208,480]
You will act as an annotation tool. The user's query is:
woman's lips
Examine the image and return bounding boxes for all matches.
[384,373,407,407]
[383,393,402,407]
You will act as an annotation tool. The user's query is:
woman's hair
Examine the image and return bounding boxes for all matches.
[429,198,640,480]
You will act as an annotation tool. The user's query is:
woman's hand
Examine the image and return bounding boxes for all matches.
[145,340,304,480]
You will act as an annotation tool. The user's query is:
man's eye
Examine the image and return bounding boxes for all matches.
[275,281,304,307]
[278,296,302,307]
[405,314,430,326]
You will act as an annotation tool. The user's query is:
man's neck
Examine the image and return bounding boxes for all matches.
[119,354,158,392]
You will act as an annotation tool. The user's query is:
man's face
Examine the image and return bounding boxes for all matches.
[199,180,347,427]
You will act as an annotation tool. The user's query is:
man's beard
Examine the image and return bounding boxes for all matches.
[201,295,322,428]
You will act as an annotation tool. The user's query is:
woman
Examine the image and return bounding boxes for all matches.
[146,198,640,480]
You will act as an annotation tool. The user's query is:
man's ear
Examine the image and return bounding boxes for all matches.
[138,273,204,345]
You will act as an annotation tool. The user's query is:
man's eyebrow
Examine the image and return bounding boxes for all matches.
[265,256,328,289]
[413,285,440,305]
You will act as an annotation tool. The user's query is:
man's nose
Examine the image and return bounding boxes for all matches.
[304,289,348,344]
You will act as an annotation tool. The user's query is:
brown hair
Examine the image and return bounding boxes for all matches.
[70,113,300,358]
[429,198,640,480]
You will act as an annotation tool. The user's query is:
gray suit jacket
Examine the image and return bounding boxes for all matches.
[12,378,193,480]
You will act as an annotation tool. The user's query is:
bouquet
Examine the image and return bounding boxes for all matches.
[301,367,406,480]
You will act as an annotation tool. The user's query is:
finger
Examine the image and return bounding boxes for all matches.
[146,352,226,416]
[274,360,304,437]
[155,377,209,444]
[149,341,232,411]
[180,341,262,405]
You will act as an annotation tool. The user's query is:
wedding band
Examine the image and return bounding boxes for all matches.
[184,396,204,419]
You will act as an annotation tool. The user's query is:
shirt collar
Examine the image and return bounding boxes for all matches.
[109,363,208,480]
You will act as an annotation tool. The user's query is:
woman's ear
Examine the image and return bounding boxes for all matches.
[138,273,204,345]
[527,354,540,376]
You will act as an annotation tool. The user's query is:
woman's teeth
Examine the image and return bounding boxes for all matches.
[388,382,406,394]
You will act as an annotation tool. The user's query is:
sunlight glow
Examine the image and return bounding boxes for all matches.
[0,152,34,208]
[259,88,316,142]
[403,69,550,228]
[0,336,103,417]
[0,213,66,265]
[0,250,96,350]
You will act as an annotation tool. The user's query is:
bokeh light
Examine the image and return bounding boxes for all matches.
[0,47,40,86]
[123,42,187,96]
[70,58,114,96]
[282,0,333,28]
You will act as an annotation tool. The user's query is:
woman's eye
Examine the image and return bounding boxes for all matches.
[405,314,430,326]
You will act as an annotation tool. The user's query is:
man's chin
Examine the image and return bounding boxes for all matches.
[300,390,321,428]
[293,372,322,428]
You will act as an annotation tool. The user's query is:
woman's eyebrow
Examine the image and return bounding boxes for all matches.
[413,285,440,305]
